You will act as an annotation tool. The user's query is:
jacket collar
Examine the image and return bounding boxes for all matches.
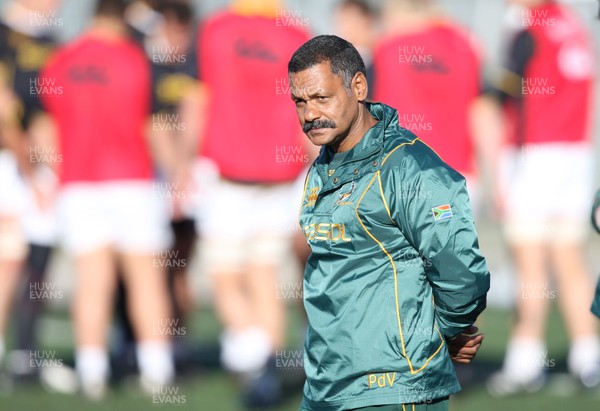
[313,102,399,188]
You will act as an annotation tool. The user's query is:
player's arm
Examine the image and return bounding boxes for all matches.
[471,31,534,217]
[146,113,179,181]
[0,66,24,158]
[26,58,62,210]
[391,143,490,339]
[0,57,29,171]
[173,49,207,216]
[166,79,207,219]
[492,29,534,103]
[145,65,179,181]
[418,175,488,339]
[469,94,505,215]
[178,79,206,161]
[467,39,504,215]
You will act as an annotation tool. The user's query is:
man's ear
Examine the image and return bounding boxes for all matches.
[352,72,369,102]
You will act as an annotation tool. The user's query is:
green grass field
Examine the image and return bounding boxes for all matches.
[2,305,600,411]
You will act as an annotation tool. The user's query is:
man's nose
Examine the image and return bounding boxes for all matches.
[304,102,321,123]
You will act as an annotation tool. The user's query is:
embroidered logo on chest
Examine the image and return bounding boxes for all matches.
[305,187,320,208]
[335,182,356,207]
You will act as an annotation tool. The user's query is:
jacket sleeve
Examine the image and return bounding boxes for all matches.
[592,277,600,319]
[389,143,490,338]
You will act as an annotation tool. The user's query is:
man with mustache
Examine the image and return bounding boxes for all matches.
[303,119,336,134]
[290,35,490,411]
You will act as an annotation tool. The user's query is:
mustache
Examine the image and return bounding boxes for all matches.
[303,119,336,133]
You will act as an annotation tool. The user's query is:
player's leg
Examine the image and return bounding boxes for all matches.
[15,244,53,351]
[11,243,53,379]
[112,274,137,380]
[248,182,301,350]
[548,144,599,387]
[240,184,298,408]
[167,218,196,326]
[53,183,115,399]
[0,215,26,362]
[12,163,59,378]
[166,218,196,367]
[212,263,253,334]
[243,248,285,407]
[210,242,255,373]
[551,241,594,341]
[72,245,116,400]
[488,145,550,395]
[119,252,174,389]
[487,239,550,398]
[247,245,285,350]
[114,181,175,391]
[497,241,550,387]
[551,238,600,386]
[207,213,253,353]
[511,243,550,340]
[199,180,256,371]
[0,150,29,363]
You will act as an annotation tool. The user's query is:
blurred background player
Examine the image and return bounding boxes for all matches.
[373,0,484,210]
[39,0,176,399]
[113,0,202,376]
[0,56,27,375]
[146,0,199,332]
[0,0,60,380]
[195,0,310,406]
[332,0,378,98]
[486,0,600,394]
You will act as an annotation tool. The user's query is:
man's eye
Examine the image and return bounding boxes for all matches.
[317,96,328,102]
[295,100,305,107]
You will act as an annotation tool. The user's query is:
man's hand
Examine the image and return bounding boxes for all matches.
[447,325,484,364]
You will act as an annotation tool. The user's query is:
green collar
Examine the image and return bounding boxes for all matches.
[314,102,399,183]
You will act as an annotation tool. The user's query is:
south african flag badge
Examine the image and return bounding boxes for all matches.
[432,204,453,221]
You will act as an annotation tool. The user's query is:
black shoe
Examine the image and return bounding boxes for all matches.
[240,358,281,409]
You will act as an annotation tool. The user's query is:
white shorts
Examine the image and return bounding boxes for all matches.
[0,151,28,259]
[57,181,172,256]
[0,150,27,215]
[500,142,593,244]
[196,173,301,271]
[22,165,59,246]
[0,152,59,245]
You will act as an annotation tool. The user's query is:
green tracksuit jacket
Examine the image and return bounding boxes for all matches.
[298,102,490,411]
